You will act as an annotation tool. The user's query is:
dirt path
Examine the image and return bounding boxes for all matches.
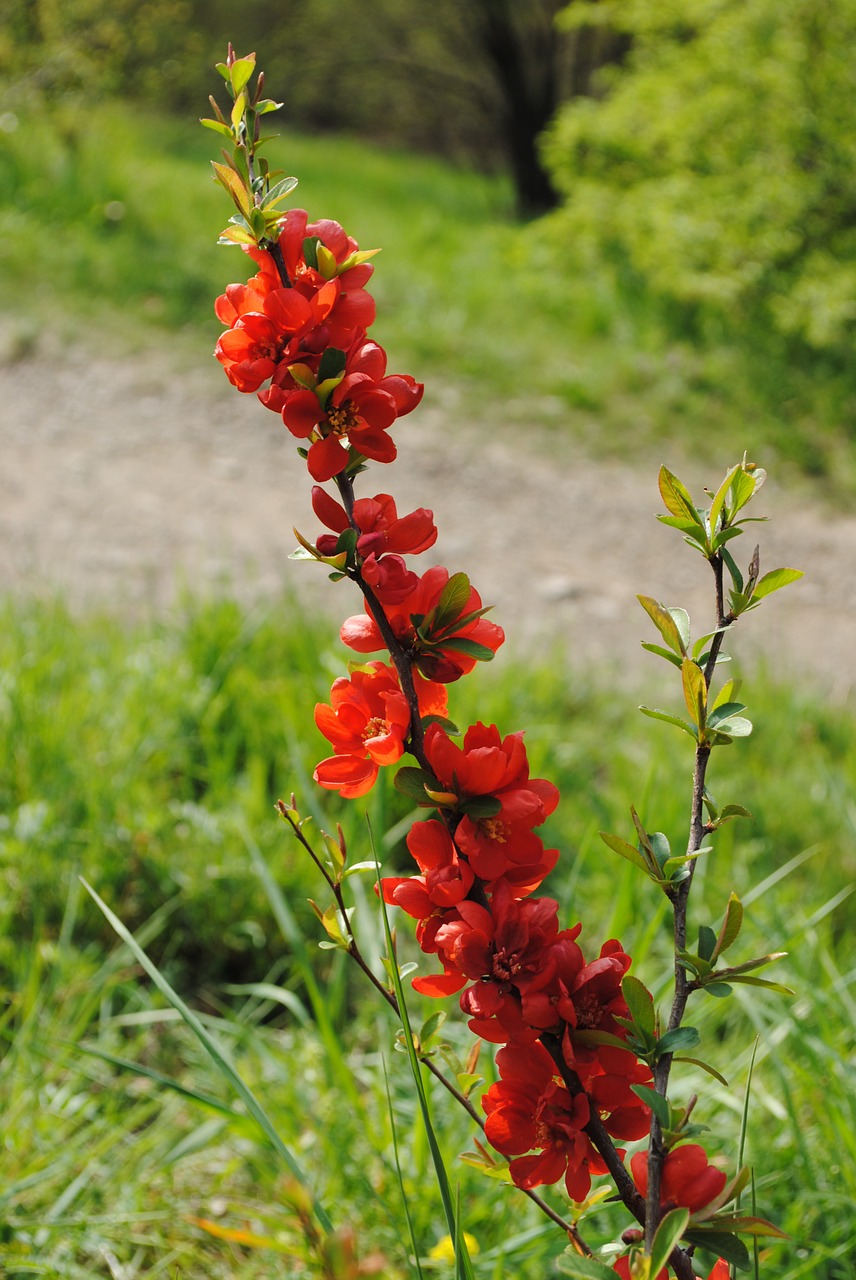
[2,336,854,695]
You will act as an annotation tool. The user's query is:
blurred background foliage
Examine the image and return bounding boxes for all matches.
[1,0,625,217]
[3,0,856,488]
[544,0,856,354]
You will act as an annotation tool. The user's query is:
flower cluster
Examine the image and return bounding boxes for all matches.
[212,130,733,1265]
[215,208,423,481]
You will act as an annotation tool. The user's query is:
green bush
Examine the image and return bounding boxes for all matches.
[543,0,856,352]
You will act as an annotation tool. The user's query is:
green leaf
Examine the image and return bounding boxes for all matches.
[693,628,730,661]
[667,607,691,652]
[657,514,707,536]
[393,766,438,802]
[723,975,795,994]
[229,56,256,95]
[211,161,251,217]
[599,831,650,874]
[683,1230,751,1270]
[622,975,656,1035]
[555,1254,618,1280]
[302,235,320,270]
[706,1215,789,1239]
[637,595,687,655]
[433,572,472,628]
[431,604,492,635]
[201,117,234,139]
[659,466,702,525]
[719,804,752,820]
[672,1055,729,1086]
[682,658,707,729]
[698,924,717,962]
[656,1025,701,1055]
[455,1073,483,1096]
[458,795,502,819]
[649,831,671,870]
[419,1010,446,1046]
[420,715,460,734]
[711,716,753,738]
[702,981,733,998]
[650,1207,690,1276]
[707,701,747,729]
[256,98,284,116]
[630,1084,670,1128]
[263,175,299,209]
[640,642,685,669]
[675,948,709,978]
[708,463,741,534]
[317,347,347,383]
[712,892,743,960]
[639,706,697,738]
[431,637,496,661]
[751,567,803,600]
[710,524,746,551]
[721,546,744,592]
[343,860,382,878]
[731,467,759,516]
[662,851,703,881]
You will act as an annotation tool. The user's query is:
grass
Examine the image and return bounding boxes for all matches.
[2,99,856,497]
[1,593,854,1277]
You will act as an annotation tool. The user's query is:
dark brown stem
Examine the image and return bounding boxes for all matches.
[268,240,292,289]
[332,471,431,767]
[541,1033,647,1224]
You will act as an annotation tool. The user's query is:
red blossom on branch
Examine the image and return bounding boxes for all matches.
[483,1041,608,1202]
[311,488,437,559]
[630,1143,728,1215]
[341,568,504,682]
[313,661,446,799]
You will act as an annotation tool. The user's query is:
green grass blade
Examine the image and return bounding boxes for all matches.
[382,1056,426,1280]
[239,821,367,1115]
[373,848,475,1280]
[80,877,334,1235]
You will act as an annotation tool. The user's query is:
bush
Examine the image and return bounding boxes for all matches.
[543,0,856,352]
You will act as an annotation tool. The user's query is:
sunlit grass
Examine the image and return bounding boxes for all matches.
[0,594,853,1275]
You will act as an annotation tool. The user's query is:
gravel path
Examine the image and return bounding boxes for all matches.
[2,334,854,696]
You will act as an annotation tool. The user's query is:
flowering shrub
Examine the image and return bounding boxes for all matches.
[202,46,800,1278]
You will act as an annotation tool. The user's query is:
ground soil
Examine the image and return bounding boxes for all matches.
[2,334,854,697]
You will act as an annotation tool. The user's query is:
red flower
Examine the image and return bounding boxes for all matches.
[360,553,418,605]
[341,568,504,682]
[446,882,561,1040]
[215,286,334,392]
[251,209,377,348]
[483,1042,607,1202]
[427,721,557,808]
[273,340,423,481]
[630,1143,728,1215]
[586,1046,652,1140]
[311,487,437,559]
[381,820,475,919]
[314,662,411,799]
[214,272,275,327]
